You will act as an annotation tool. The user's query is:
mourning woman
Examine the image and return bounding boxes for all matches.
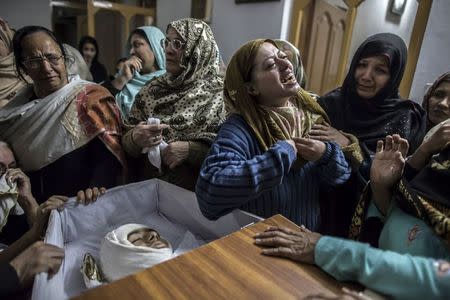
[196,39,351,230]
[101,26,166,119]
[123,18,224,191]
[0,26,126,203]
[311,33,426,237]
[254,131,450,300]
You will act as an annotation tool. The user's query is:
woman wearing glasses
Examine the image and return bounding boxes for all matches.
[123,18,224,191]
[0,26,126,204]
[102,26,166,119]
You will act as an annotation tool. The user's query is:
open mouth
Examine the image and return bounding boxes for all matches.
[281,73,297,85]
[357,84,374,90]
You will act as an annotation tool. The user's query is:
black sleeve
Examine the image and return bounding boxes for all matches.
[88,138,122,188]
[404,161,421,181]
[0,263,21,297]
[100,80,120,97]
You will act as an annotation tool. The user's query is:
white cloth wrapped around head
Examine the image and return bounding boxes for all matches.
[100,223,173,282]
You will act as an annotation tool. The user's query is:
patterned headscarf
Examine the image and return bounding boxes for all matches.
[274,39,307,88]
[127,18,224,144]
[224,39,328,152]
[0,18,28,103]
[422,72,450,130]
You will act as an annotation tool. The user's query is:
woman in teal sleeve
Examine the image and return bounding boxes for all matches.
[254,127,450,300]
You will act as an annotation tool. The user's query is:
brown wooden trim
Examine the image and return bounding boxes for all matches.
[84,0,156,38]
[399,0,433,98]
[336,0,364,85]
[288,0,313,47]
[289,0,364,90]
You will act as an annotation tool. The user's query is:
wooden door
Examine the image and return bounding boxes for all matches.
[304,0,347,95]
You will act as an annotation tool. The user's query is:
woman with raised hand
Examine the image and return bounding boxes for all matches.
[254,134,450,300]
[312,33,426,237]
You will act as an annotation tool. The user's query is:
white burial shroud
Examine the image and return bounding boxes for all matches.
[100,223,173,282]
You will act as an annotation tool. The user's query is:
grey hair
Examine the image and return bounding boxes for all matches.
[0,141,11,150]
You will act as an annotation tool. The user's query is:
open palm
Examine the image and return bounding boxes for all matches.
[370,135,409,189]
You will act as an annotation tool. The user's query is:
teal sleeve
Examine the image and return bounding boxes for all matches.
[315,236,450,300]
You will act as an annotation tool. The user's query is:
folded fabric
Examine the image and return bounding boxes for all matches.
[100,223,173,282]
[81,253,105,289]
[142,117,168,172]
[0,174,23,232]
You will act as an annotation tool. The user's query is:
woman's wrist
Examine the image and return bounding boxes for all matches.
[370,182,393,214]
[130,128,141,148]
[111,75,128,91]
[408,144,433,170]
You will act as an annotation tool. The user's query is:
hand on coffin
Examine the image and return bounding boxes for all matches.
[254,225,321,264]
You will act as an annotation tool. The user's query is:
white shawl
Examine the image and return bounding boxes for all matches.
[0,76,93,172]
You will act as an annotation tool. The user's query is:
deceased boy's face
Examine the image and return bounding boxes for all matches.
[128,228,169,248]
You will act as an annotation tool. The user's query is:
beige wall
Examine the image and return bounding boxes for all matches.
[1,0,51,30]
[410,0,450,102]
[348,0,418,69]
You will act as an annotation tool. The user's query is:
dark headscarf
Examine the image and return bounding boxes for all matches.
[319,33,426,156]
[422,72,450,130]
[397,140,450,242]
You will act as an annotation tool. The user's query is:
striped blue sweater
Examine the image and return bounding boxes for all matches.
[196,114,351,231]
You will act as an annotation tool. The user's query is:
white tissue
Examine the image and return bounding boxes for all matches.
[0,175,24,232]
[141,117,168,172]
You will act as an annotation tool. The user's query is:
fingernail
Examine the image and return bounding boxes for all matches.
[255,238,261,243]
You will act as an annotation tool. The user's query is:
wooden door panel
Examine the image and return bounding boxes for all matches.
[304,0,347,95]
[308,13,332,93]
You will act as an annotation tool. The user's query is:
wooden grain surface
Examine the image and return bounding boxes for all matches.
[75,214,360,300]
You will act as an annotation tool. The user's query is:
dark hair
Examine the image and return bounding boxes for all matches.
[78,35,100,62]
[128,29,151,49]
[12,26,67,82]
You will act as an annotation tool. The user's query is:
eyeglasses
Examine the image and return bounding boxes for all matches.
[22,53,64,70]
[160,38,186,51]
[0,163,9,177]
